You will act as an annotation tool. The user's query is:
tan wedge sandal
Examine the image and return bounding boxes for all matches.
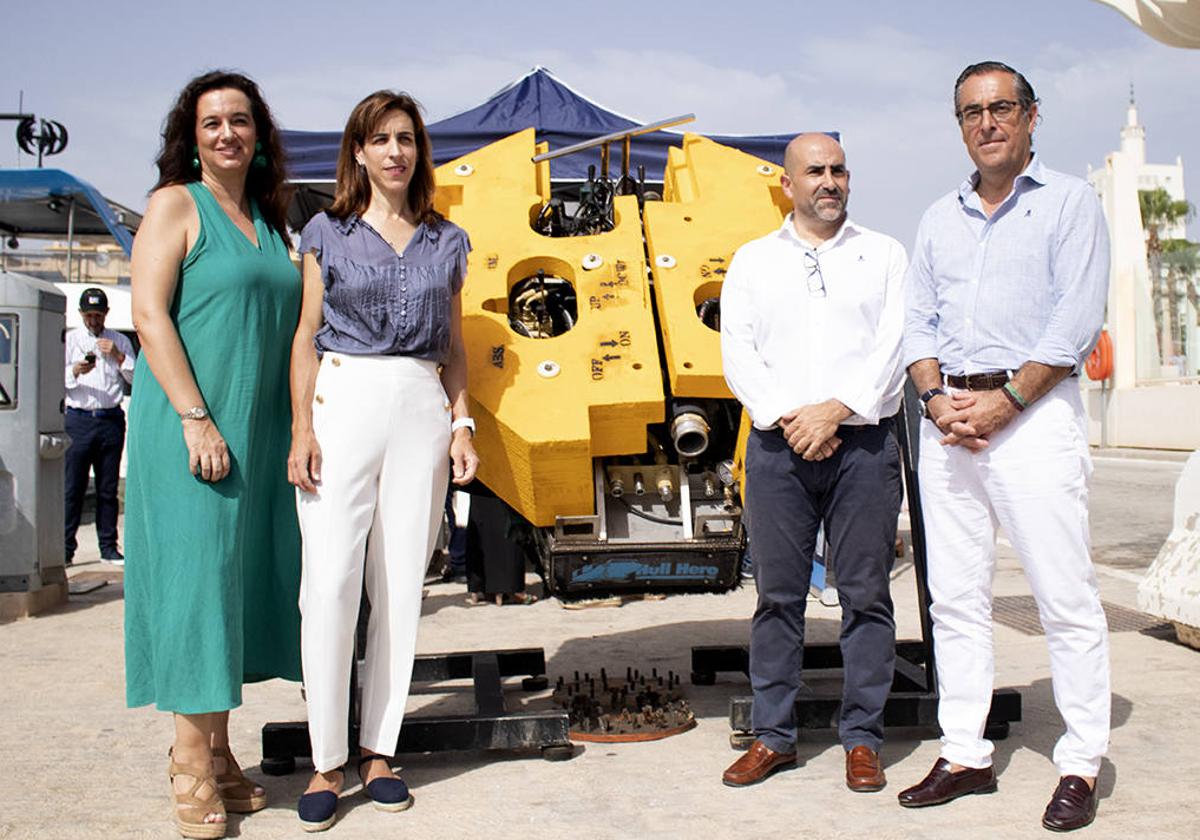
[168,750,227,839]
[212,744,268,813]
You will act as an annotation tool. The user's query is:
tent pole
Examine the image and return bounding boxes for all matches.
[531,114,695,164]
[66,197,76,282]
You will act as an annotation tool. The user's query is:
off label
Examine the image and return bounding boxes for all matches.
[592,331,631,381]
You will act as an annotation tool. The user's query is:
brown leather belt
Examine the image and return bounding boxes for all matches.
[945,371,1010,391]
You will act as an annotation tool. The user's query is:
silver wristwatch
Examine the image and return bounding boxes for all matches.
[180,406,209,421]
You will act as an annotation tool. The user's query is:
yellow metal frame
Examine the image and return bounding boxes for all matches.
[434,130,791,527]
[435,129,663,526]
[643,134,792,400]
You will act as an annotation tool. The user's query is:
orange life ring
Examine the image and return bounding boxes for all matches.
[1086,329,1113,381]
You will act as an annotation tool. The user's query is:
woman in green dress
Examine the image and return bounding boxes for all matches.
[125,71,301,840]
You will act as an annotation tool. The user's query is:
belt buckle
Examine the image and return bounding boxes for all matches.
[952,371,1009,391]
[982,371,1009,390]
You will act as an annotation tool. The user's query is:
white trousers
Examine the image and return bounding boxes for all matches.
[297,353,450,772]
[918,377,1110,777]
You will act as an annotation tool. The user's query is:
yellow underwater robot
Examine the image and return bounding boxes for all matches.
[432,123,792,598]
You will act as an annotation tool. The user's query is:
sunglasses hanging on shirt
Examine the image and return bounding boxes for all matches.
[804,250,826,298]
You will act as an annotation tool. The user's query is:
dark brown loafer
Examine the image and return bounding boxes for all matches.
[1041,775,1097,832]
[897,758,997,807]
[722,740,797,787]
[845,745,886,792]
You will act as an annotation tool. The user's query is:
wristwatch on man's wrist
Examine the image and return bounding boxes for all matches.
[918,388,946,420]
[451,417,476,436]
[180,406,209,422]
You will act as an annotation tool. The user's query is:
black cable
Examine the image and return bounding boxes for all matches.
[615,495,683,526]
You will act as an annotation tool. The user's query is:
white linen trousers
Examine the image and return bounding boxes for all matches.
[918,377,1110,777]
[297,352,450,771]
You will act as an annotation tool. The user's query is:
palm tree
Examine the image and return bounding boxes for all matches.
[1139,188,1195,362]
[1163,240,1200,371]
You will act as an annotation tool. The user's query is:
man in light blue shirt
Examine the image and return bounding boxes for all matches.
[898,62,1110,833]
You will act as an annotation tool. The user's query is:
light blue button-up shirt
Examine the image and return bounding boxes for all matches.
[902,155,1109,375]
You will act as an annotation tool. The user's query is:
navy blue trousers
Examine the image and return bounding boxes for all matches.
[746,420,902,753]
[64,409,125,556]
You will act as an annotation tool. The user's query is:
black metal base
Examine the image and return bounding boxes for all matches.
[691,642,1022,746]
[261,648,573,775]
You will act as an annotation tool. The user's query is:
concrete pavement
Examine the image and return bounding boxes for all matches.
[1,454,1197,839]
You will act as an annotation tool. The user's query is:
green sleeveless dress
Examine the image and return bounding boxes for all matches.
[124,182,302,713]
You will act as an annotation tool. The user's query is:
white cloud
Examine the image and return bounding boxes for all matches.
[17,28,1197,248]
[260,55,535,130]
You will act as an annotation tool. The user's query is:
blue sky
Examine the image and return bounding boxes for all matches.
[3,0,1198,245]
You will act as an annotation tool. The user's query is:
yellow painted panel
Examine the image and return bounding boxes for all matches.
[643,134,792,399]
[435,130,664,526]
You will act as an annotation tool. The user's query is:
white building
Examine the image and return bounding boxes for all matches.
[1088,90,1196,379]
[1090,92,1187,239]
[1082,91,1199,450]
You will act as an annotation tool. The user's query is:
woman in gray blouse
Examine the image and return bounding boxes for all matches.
[287,90,478,832]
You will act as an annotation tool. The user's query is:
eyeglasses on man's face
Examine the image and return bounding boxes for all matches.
[804,250,826,298]
[956,99,1023,127]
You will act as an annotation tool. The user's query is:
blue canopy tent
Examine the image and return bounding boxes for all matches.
[0,168,139,256]
[281,66,801,219]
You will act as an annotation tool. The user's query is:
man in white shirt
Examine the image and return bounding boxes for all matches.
[64,287,135,565]
[719,134,907,791]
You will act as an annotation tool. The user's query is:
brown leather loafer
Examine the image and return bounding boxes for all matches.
[897,758,997,807]
[722,740,797,787]
[845,745,886,792]
[1041,776,1097,832]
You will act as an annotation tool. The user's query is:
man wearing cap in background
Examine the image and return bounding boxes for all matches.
[64,287,135,565]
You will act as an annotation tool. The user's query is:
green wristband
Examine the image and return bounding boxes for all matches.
[1002,382,1028,411]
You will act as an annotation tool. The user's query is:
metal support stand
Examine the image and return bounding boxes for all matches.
[694,391,1023,747]
[261,647,573,776]
[692,641,1020,748]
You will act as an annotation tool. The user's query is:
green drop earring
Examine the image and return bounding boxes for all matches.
[253,141,267,169]
[191,145,200,170]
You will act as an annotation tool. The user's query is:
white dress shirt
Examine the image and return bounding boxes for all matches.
[720,215,907,429]
[64,327,135,410]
